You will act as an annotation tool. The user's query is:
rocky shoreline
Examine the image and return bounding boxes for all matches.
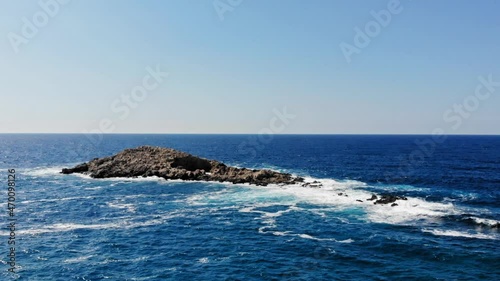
[62,145,409,206]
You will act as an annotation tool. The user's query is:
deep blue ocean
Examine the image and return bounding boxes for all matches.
[0,134,499,280]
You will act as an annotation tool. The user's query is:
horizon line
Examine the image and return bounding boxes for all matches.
[0,133,499,136]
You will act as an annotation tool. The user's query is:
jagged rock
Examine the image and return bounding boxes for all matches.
[367,194,378,201]
[62,146,304,186]
[356,200,363,203]
[62,163,88,174]
[303,182,322,188]
[391,203,398,207]
[374,195,407,205]
[302,180,322,188]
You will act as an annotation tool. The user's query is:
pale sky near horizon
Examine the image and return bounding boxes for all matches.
[0,0,499,134]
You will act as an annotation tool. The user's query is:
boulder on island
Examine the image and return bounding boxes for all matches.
[62,145,305,186]
[373,194,408,205]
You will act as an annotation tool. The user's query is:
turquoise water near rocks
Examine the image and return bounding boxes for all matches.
[0,134,498,280]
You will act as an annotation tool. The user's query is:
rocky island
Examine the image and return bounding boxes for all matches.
[62,146,305,186]
[62,145,411,206]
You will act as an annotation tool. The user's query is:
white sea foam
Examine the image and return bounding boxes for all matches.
[271,231,291,236]
[268,231,353,243]
[20,196,101,205]
[98,256,148,265]
[0,212,183,236]
[23,166,67,177]
[84,186,105,190]
[256,178,458,225]
[185,176,465,232]
[365,197,457,225]
[198,257,209,264]
[107,202,137,213]
[298,233,327,241]
[64,255,94,264]
[470,217,499,226]
[18,223,112,235]
[239,201,355,243]
[422,229,498,240]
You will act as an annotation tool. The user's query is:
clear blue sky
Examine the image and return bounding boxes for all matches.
[1,0,499,134]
